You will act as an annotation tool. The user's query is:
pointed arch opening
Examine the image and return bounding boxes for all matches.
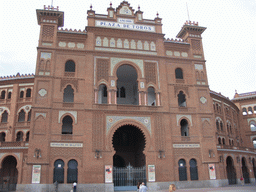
[63,85,74,103]
[116,65,138,105]
[189,159,198,180]
[18,109,26,122]
[178,159,187,181]
[98,84,108,104]
[178,91,186,107]
[180,119,189,136]
[1,111,8,123]
[147,87,156,106]
[62,115,73,134]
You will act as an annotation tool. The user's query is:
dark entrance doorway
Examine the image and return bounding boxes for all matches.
[242,157,250,183]
[0,156,18,191]
[112,125,146,191]
[226,156,236,185]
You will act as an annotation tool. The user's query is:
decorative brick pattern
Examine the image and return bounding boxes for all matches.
[97,59,109,82]
[145,62,156,84]
[92,112,104,151]
[154,115,165,151]
[50,147,83,160]
[191,40,201,51]
[42,26,54,41]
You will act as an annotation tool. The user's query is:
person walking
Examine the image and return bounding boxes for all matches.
[137,181,142,192]
[73,181,77,192]
[240,176,244,186]
[139,182,147,192]
[169,184,176,192]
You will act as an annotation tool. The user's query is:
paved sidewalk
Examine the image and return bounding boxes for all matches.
[165,183,256,192]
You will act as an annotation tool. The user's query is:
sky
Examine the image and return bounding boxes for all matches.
[0,0,255,99]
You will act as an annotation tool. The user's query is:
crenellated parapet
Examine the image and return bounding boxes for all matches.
[58,28,86,34]
[0,73,34,81]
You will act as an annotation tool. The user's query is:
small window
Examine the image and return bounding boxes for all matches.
[18,110,26,122]
[181,119,189,136]
[175,68,183,79]
[8,92,12,99]
[26,132,30,142]
[248,107,253,115]
[218,137,221,144]
[242,108,247,115]
[63,85,74,103]
[222,138,225,145]
[16,131,23,141]
[1,111,8,123]
[250,121,256,131]
[65,60,75,72]
[26,88,32,98]
[178,91,186,107]
[254,106,256,114]
[103,85,107,97]
[253,139,256,149]
[216,121,219,130]
[0,132,6,142]
[20,91,24,98]
[147,87,156,106]
[0,90,6,99]
[62,115,73,134]
[220,121,223,131]
[27,110,31,122]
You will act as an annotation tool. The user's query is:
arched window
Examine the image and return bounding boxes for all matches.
[0,132,6,142]
[16,131,23,141]
[8,92,12,99]
[65,60,75,72]
[180,119,189,136]
[242,108,247,115]
[248,107,253,115]
[0,90,6,99]
[26,132,30,142]
[53,159,64,183]
[222,138,225,145]
[178,91,186,107]
[27,110,31,122]
[62,116,73,134]
[20,91,24,98]
[253,139,256,149]
[216,121,219,130]
[178,159,187,181]
[26,88,31,98]
[189,159,198,180]
[218,137,221,144]
[220,121,223,131]
[175,68,183,79]
[98,84,107,104]
[67,160,78,183]
[18,110,26,122]
[250,121,256,131]
[147,87,156,106]
[63,85,74,103]
[1,111,8,123]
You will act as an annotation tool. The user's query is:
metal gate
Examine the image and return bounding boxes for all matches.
[113,164,146,191]
[0,176,17,191]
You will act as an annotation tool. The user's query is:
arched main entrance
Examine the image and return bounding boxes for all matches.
[226,156,236,184]
[0,156,18,191]
[242,157,250,183]
[112,125,146,191]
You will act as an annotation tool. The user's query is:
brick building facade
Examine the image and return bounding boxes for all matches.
[0,1,255,191]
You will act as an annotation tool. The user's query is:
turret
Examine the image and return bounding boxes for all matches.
[177,21,206,59]
[36,5,64,47]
